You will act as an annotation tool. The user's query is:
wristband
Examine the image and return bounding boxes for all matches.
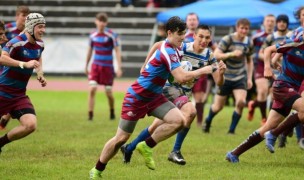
[19,62,24,69]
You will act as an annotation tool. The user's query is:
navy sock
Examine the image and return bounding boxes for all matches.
[205,107,217,124]
[126,127,150,152]
[228,111,241,133]
[173,127,190,152]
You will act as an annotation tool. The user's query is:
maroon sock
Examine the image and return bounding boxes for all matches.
[258,101,267,119]
[145,137,157,148]
[0,134,11,148]
[195,102,204,124]
[95,160,107,171]
[252,100,258,108]
[89,111,93,120]
[232,131,263,156]
[271,113,300,136]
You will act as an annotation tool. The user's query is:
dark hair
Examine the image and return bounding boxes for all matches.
[96,12,108,22]
[186,12,199,21]
[276,14,289,26]
[16,5,30,15]
[0,20,5,30]
[236,18,250,27]
[165,16,186,33]
[294,6,304,20]
[196,24,211,33]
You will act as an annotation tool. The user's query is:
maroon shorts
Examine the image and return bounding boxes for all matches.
[121,93,169,121]
[271,80,301,117]
[89,64,115,86]
[192,75,208,93]
[254,61,265,80]
[0,95,35,119]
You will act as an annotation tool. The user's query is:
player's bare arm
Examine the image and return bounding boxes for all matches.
[271,53,283,71]
[263,45,277,79]
[0,51,39,69]
[140,41,162,73]
[212,60,226,86]
[114,46,122,78]
[85,46,93,75]
[171,65,213,84]
[214,48,242,60]
[36,57,47,87]
[246,55,254,89]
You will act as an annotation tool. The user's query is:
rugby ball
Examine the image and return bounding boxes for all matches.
[168,61,192,83]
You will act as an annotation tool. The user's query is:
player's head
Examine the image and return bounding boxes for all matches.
[263,14,275,33]
[25,13,46,41]
[15,6,30,29]
[186,13,199,31]
[165,16,186,48]
[276,14,289,32]
[95,12,108,31]
[194,25,211,49]
[294,6,304,26]
[236,18,250,38]
[291,26,303,43]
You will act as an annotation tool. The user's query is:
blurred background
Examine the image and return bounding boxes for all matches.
[0,0,301,78]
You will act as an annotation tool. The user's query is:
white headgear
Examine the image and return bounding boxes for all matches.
[25,13,46,36]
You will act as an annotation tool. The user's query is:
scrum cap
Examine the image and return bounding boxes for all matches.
[25,13,45,35]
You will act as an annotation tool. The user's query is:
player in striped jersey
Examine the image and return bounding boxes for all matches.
[203,18,254,134]
[120,25,226,166]
[89,16,218,178]
[0,6,30,130]
[226,26,304,163]
[0,13,46,154]
[247,14,275,124]
[85,12,122,121]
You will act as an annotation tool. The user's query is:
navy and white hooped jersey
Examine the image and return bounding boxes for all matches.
[0,33,44,98]
[262,31,290,49]
[218,32,254,81]
[89,28,119,67]
[178,42,217,90]
[127,40,183,101]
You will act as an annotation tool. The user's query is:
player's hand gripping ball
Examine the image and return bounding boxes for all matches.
[168,61,192,83]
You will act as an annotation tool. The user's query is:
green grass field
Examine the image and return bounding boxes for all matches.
[0,90,303,180]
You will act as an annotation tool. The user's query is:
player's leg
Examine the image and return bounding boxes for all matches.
[228,89,247,134]
[105,86,115,120]
[121,118,163,163]
[137,101,184,170]
[168,101,196,165]
[203,94,226,133]
[192,75,208,127]
[0,113,11,130]
[90,122,135,178]
[226,109,284,162]
[0,112,37,153]
[88,82,98,120]
[255,78,269,124]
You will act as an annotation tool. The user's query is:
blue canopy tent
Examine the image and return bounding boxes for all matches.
[278,0,303,27]
[156,0,297,27]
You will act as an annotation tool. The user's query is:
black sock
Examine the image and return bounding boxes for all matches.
[95,160,107,171]
[0,134,11,148]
